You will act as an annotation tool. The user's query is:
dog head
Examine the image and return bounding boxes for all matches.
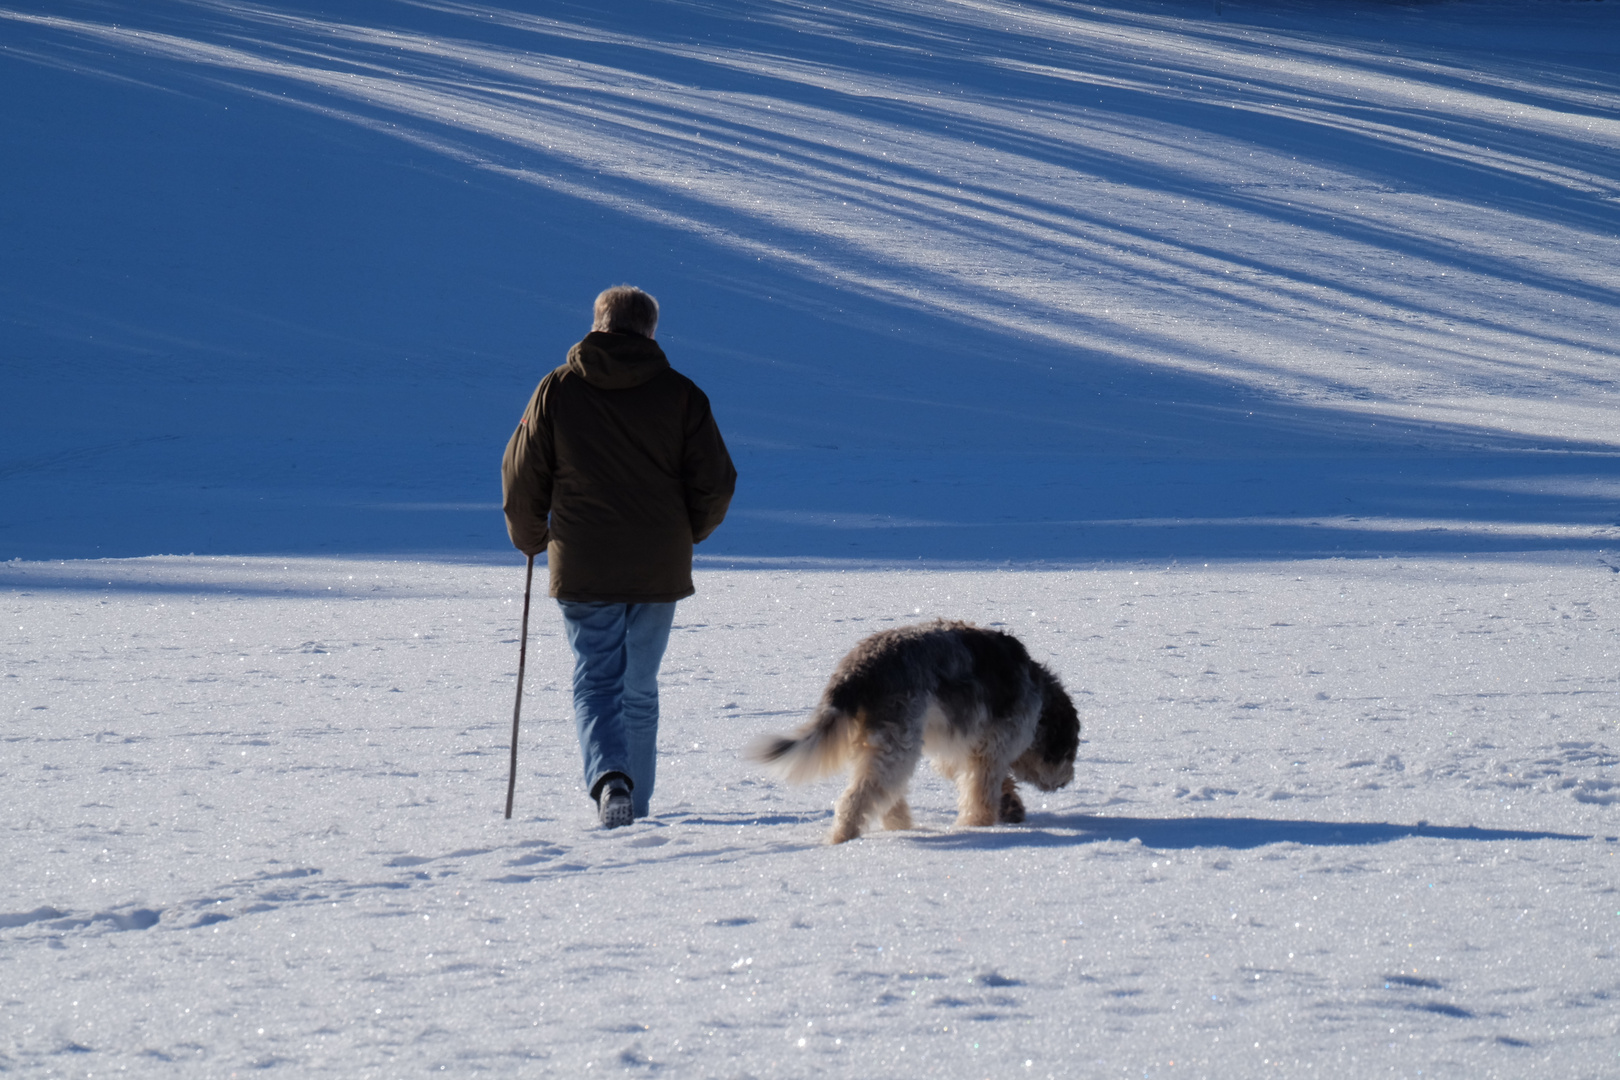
[1011,664,1080,791]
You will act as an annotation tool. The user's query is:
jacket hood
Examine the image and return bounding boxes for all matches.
[566,331,670,390]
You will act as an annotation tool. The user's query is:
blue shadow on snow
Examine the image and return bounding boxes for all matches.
[3,1,1617,562]
[912,813,1594,851]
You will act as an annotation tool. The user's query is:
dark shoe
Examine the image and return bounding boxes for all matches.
[597,775,633,829]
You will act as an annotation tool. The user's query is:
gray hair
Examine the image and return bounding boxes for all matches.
[591,285,659,338]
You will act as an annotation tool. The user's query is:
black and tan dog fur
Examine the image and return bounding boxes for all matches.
[751,620,1080,844]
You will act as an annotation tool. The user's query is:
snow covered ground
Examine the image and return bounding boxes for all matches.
[3,0,1619,561]
[5,0,1620,1075]
[3,554,1618,1076]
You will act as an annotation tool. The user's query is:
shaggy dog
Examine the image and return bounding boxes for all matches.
[750,620,1080,844]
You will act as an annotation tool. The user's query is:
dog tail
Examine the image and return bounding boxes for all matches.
[747,703,855,784]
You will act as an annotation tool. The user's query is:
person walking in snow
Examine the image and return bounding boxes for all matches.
[502,286,736,829]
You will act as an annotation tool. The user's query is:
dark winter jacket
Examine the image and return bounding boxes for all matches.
[501,331,736,603]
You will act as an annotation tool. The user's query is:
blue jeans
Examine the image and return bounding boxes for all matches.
[558,600,677,818]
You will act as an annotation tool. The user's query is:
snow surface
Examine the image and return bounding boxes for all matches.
[3,555,1619,1076]
[4,0,1620,1075]
[3,0,1619,560]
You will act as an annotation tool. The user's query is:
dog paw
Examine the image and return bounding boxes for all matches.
[881,800,914,830]
[999,777,1026,823]
[827,821,863,844]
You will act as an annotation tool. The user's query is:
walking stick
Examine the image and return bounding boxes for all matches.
[504,553,536,820]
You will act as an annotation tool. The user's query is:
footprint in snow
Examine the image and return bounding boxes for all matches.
[0,906,68,929]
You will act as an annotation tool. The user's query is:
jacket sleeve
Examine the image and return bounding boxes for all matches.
[681,386,737,544]
[501,377,556,556]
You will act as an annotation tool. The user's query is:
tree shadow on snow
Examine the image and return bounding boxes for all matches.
[4,2,1618,562]
[911,813,1593,851]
